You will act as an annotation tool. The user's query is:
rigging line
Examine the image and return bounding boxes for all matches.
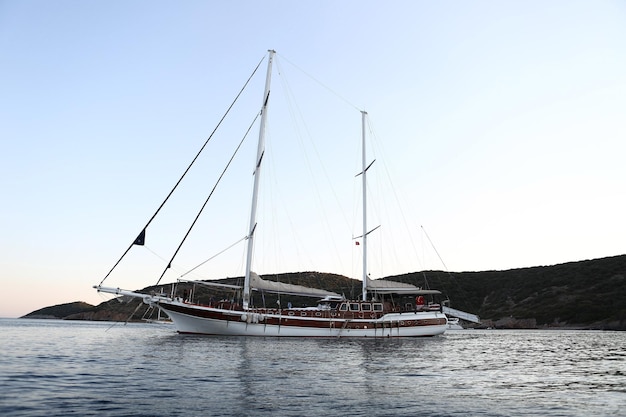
[276,52,362,113]
[420,226,476,312]
[365,117,424,270]
[274,59,327,270]
[420,225,454,296]
[270,59,316,270]
[155,113,260,286]
[104,298,143,331]
[420,225,450,272]
[144,245,170,265]
[124,301,145,325]
[275,56,353,272]
[99,53,267,286]
[142,245,190,276]
[178,235,248,279]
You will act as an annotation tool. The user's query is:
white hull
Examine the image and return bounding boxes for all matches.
[157,301,447,337]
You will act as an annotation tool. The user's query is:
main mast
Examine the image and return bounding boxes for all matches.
[243,50,275,310]
[361,111,368,301]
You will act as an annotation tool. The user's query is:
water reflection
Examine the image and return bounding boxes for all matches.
[1,320,624,417]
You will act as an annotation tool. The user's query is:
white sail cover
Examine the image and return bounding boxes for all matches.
[250,272,341,298]
[366,277,441,295]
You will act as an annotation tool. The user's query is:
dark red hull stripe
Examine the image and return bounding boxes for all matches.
[160,303,447,329]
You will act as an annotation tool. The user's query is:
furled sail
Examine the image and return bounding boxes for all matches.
[366,276,441,295]
[250,272,341,298]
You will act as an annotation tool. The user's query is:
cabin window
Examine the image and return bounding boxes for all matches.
[339,303,348,312]
[361,303,372,312]
[349,303,360,312]
[373,303,383,312]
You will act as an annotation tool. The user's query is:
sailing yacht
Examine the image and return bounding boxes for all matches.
[94,50,448,337]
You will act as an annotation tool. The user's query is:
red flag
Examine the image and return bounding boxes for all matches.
[355,241,360,245]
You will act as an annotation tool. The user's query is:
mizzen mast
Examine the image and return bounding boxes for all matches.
[358,111,378,301]
[361,111,368,301]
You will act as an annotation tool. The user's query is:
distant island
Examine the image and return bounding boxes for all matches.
[23,255,626,330]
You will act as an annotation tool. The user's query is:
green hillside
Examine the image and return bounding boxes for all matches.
[389,254,626,329]
[22,301,95,319]
[22,255,626,330]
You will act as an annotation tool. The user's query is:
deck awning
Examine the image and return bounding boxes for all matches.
[366,278,441,295]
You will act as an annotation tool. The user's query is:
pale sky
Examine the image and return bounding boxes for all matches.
[1,1,625,318]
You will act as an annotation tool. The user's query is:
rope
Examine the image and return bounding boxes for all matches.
[421,225,450,272]
[177,235,248,279]
[155,113,260,286]
[99,53,267,286]
[277,52,362,112]
[272,56,356,274]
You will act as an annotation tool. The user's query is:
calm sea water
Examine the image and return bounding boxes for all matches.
[0,319,624,416]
